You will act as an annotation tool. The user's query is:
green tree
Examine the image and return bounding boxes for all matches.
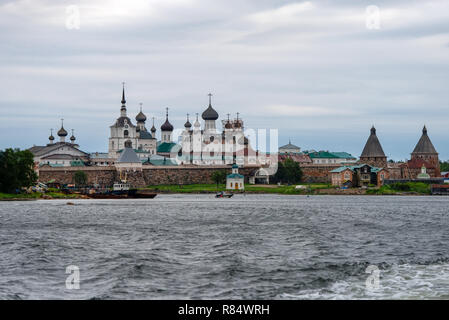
[0,148,37,193]
[440,161,449,172]
[272,158,303,184]
[211,170,227,189]
[73,170,88,187]
[282,157,303,184]
[272,162,286,184]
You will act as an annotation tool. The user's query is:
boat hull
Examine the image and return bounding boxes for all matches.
[86,190,157,199]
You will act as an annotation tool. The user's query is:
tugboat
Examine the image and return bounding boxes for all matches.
[215,191,233,198]
[87,172,157,199]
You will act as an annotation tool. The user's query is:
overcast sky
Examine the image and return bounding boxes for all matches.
[0,0,448,160]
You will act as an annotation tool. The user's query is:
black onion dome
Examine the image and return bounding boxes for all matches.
[225,121,232,129]
[161,119,174,131]
[136,111,147,122]
[184,120,192,128]
[58,127,68,137]
[202,105,219,120]
[151,125,156,133]
[49,134,55,141]
[70,135,76,141]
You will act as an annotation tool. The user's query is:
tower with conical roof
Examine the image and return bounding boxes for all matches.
[359,126,387,167]
[109,83,138,158]
[120,82,127,117]
[411,125,439,176]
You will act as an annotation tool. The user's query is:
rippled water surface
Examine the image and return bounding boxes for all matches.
[1,194,449,299]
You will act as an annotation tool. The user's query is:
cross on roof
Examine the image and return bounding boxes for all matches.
[208,93,212,105]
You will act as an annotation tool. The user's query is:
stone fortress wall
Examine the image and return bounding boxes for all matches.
[38,164,335,187]
[38,165,266,187]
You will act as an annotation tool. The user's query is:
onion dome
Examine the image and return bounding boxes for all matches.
[151,117,156,133]
[49,129,55,141]
[58,120,68,137]
[201,93,218,120]
[70,129,76,142]
[194,113,201,128]
[224,114,232,129]
[184,114,192,129]
[136,111,147,122]
[136,103,147,122]
[161,108,174,131]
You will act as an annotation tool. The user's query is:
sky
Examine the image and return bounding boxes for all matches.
[0,0,448,160]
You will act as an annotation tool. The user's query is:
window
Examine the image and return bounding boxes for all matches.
[230,183,233,187]
[124,130,129,137]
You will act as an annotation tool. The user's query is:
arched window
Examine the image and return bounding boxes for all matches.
[124,130,129,137]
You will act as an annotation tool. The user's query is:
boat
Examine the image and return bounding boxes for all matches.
[85,182,157,199]
[86,189,157,199]
[215,191,233,198]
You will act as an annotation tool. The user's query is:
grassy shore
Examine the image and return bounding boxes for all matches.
[366,182,431,195]
[144,183,333,195]
[0,192,83,201]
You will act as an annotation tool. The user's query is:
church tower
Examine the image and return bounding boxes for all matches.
[202,93,219,132]
[360,126,387,167]
[57,119,68,143]
[411,126,440,176]
[160,108,174,143]
[109,83,138,158]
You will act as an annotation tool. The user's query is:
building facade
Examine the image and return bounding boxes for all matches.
[226,164,245,190]
[108,85,157,159]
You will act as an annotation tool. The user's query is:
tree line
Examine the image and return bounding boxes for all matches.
[0,149,37,193]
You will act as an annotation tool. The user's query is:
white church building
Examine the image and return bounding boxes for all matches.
[108,84,157,159]
[226,164,245,190]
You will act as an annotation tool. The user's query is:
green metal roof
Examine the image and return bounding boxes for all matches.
[331,152,356,159]
[309,151,355,159]
[157,142,178,153]
[331,164,382,173]
[227,173,244,179]
[70,160,85,167]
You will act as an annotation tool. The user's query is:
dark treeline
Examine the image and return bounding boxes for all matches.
[0,149,37,193]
